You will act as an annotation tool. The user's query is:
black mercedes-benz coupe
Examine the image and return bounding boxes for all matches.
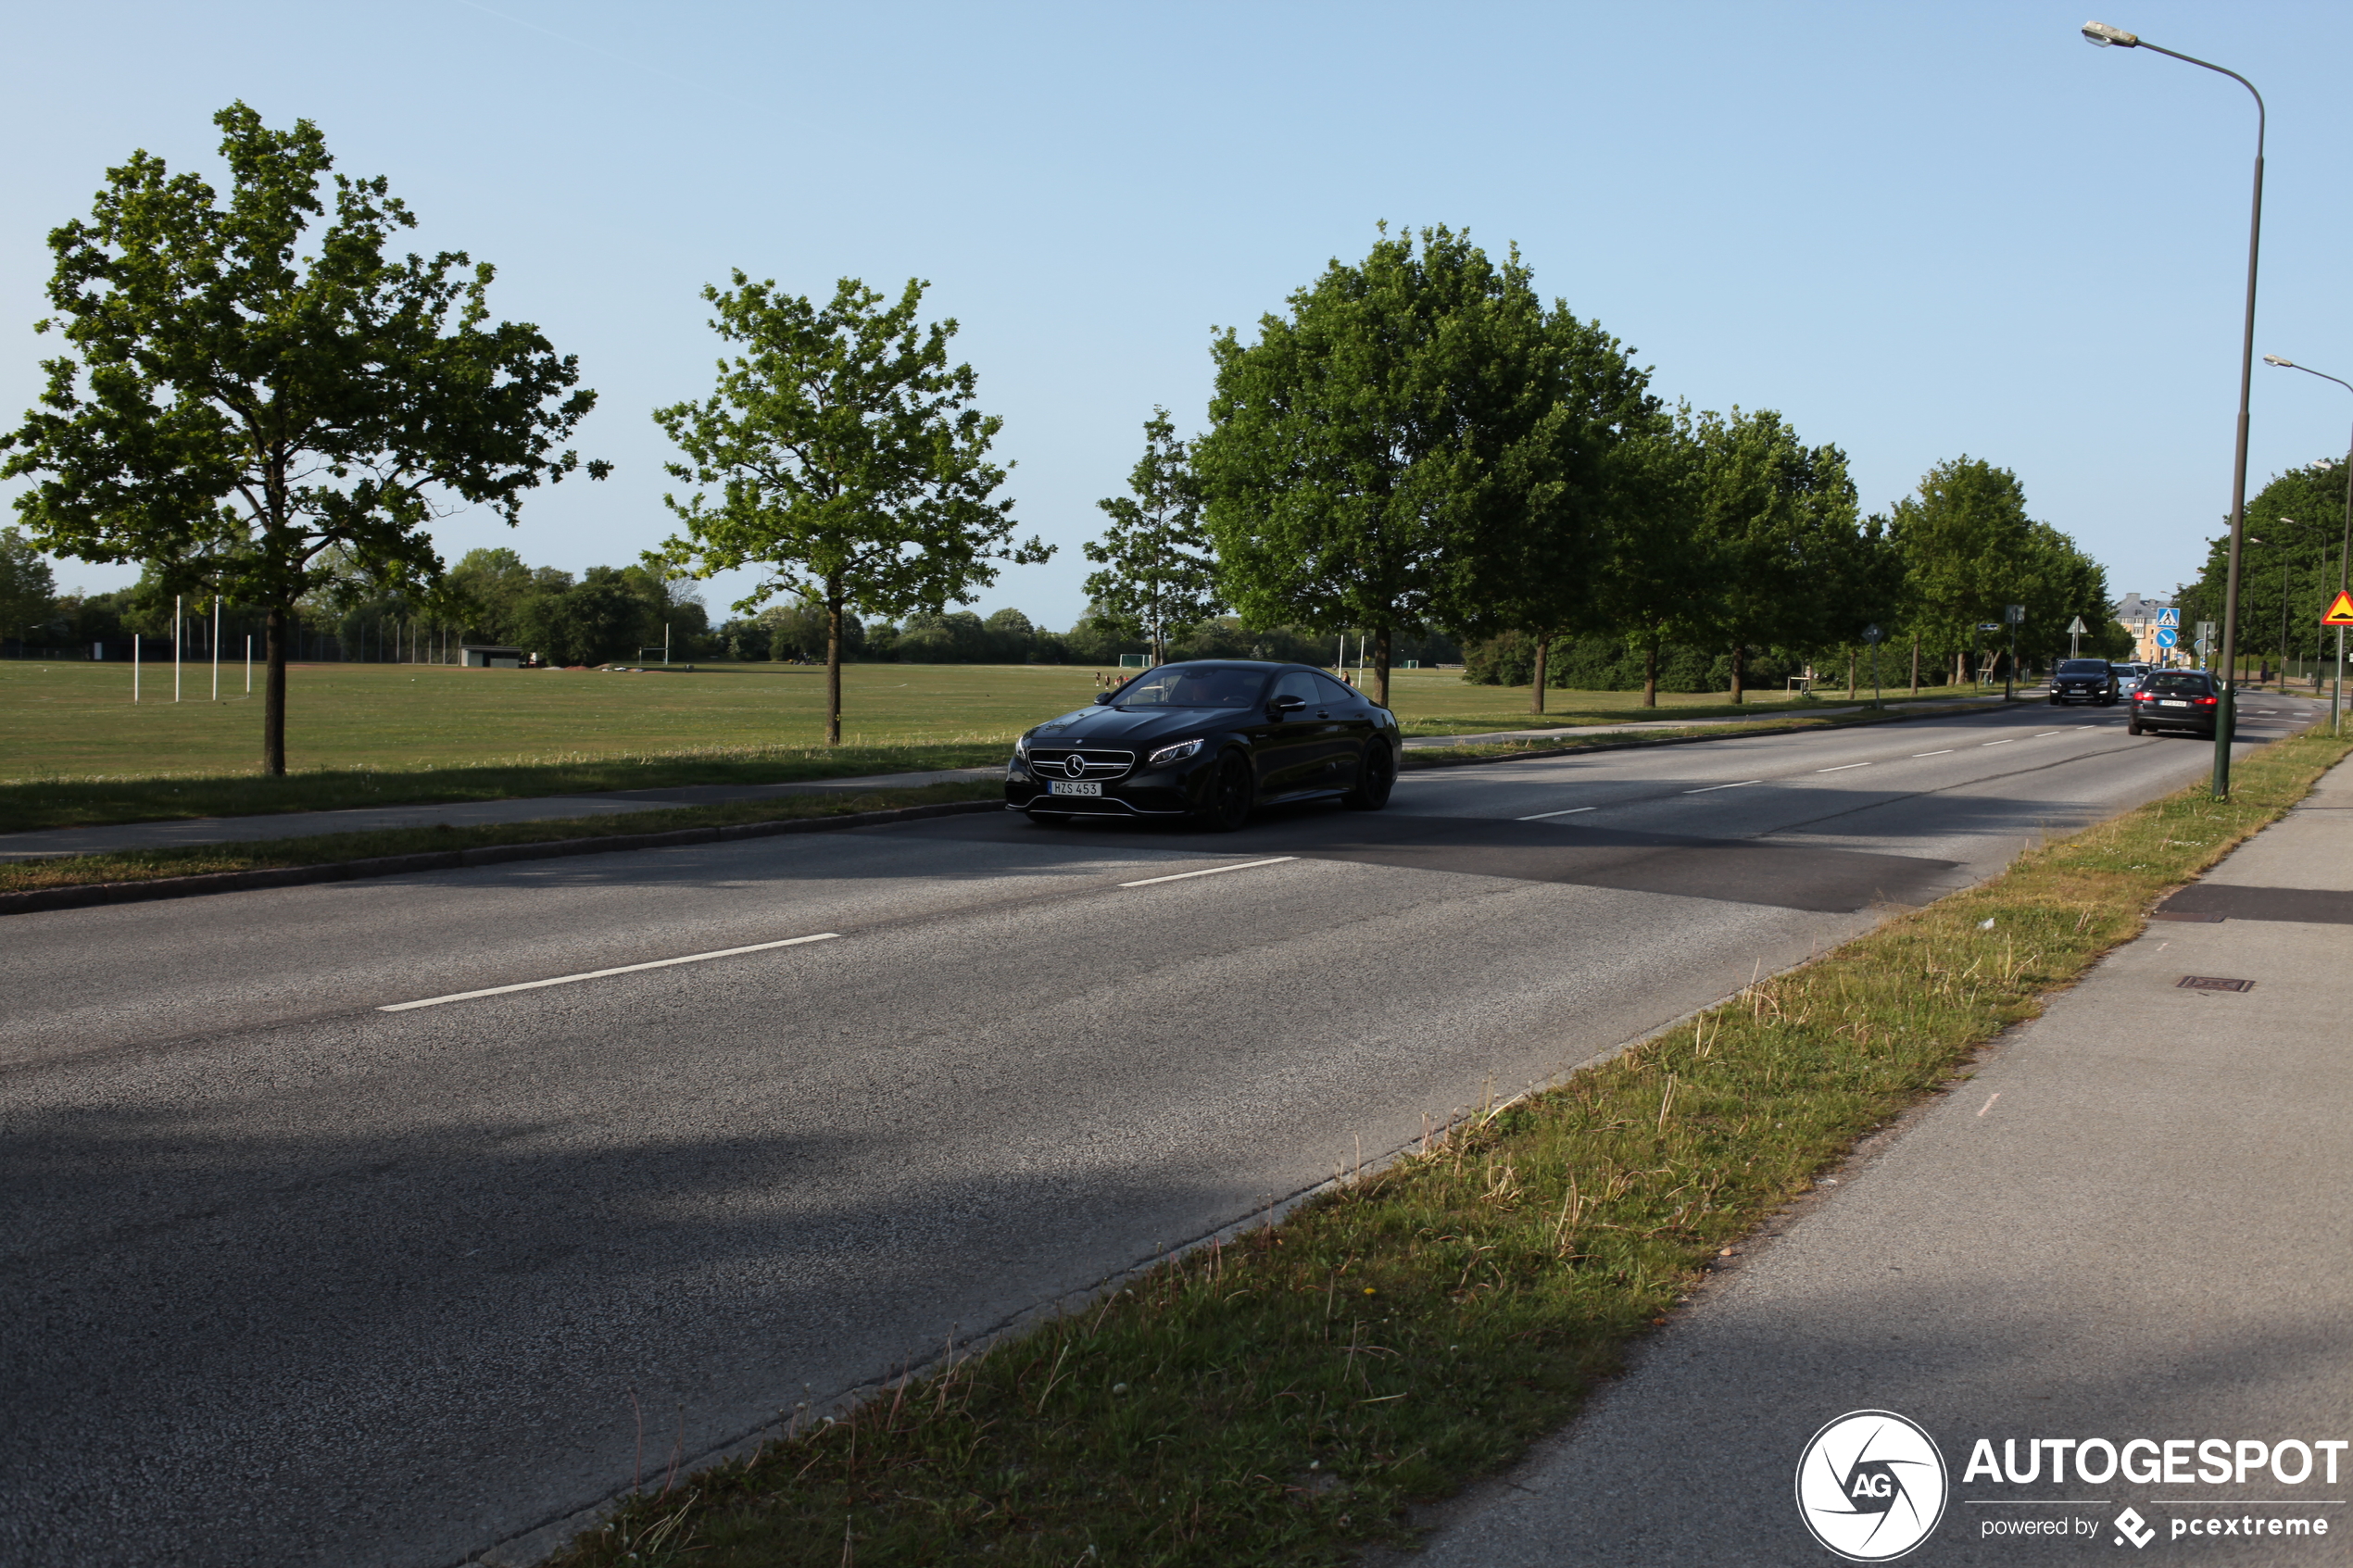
[1004,660,1404,830]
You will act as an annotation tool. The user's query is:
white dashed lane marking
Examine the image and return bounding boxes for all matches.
[1120,856,1297,888]
[381,933,843,1011]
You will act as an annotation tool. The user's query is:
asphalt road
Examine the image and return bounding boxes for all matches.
[0,696,2320,1567]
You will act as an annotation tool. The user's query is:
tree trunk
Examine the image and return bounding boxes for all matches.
[1728,645,1745,704]
[1372,624,1393,709]
[1847,647,1857,700]
[1530,633,1549,715]
[1642,636,1659,709]
[263,603,288,775]
[824,586,845,746]
[1909,634,1919,696]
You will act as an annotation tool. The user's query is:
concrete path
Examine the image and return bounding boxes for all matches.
[1410,750,2353,1565]
[0,766,1003,861]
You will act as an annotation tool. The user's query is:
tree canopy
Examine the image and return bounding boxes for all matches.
[0,102,605,771]
[1196,224,1644,707]
[652,271,1050,744]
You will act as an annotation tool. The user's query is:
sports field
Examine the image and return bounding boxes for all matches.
[0,658,1933,831]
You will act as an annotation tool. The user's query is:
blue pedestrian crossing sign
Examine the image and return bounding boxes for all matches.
[2157,607,2181,628]
[2156,628,2179,648]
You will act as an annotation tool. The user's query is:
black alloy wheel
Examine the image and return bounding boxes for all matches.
[1205,752,1254,832]
[1343,741,1395,809]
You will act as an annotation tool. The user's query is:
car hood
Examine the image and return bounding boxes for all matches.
[1025,705,1238,745]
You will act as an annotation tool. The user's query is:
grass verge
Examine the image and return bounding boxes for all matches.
[0,782,1000,895]
[544,724,2351,1568]
[0,742,1010,834]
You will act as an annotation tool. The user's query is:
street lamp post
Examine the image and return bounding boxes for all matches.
[2084,20,2264,798]
[2260,354,2353,732]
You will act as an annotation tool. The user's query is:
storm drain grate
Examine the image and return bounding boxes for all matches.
[2177,975,2256,993]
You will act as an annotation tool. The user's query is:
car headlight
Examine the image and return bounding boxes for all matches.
[1013,733,1030,759]
[1147,737,1204,767]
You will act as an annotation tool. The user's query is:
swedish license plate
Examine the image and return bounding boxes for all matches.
[2161,700,2188,708]
[1048,781,1102,797]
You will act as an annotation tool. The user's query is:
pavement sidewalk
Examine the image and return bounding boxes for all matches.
[1408,756,2353,1565]
[0,766,1002,862]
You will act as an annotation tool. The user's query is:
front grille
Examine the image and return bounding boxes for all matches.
[1027,748,1135,780]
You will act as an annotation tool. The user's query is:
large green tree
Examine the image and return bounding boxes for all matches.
[2183,458,2349,680]
[1668,408,1859,702]
[1446,314,1657,714]
[1083,408,1222,665]
[653,272,1050,744]
[0,103,606,771]
[1594,423,1713,708]
[1888,457,2105,686]
[1196,225,1635,708]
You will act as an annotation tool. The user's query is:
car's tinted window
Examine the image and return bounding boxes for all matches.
[1117,665,1266,707]
[1313,673,1359,706]
[2143,672,2212,696]
[2058,659,2111,675]
[1271,671,1321,705]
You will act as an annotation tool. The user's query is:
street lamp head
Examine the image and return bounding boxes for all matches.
[2264,354,2296,368]
[2082,19,2140,46]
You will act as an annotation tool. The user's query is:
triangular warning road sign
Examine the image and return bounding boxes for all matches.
[2323,589,2353,627]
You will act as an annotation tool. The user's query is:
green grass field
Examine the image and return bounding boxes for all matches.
[0,657,1984,832]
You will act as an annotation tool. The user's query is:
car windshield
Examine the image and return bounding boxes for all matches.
[2143,672,2211,696]
[2058,659,2110,675]
[1114,665,1267,708]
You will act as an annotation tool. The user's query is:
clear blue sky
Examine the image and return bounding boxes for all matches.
[8,1,2353,629]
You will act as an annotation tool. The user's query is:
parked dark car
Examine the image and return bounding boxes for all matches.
[2128,669,2221,736]
[1005,660,1403,830]
[2049,658,2119,706]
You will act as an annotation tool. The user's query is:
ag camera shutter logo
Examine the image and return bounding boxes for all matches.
[1795,1410,1949,1561]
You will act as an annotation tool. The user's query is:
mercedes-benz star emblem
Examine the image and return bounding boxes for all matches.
[1064,756,1088,779]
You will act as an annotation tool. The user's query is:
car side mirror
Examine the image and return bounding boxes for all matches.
[1094,690,1118,704]
[1269,694,1309,717]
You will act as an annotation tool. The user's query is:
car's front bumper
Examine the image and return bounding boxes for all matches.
[1004,757,1206,816]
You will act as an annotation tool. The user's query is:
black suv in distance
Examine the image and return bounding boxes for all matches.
[1005,660,1404,831]
[2129,670,2221,736]
[2049,658,2120,706]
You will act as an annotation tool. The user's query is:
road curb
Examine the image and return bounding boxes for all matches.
[0,798,1003,919]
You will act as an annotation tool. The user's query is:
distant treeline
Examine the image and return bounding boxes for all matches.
[6,536,1459,671]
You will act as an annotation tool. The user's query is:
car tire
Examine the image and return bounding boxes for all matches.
[1204,752,1254,832]
[1343,741,1396,810]
[2127,717,2143,736]
[2048,695,2061,706]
